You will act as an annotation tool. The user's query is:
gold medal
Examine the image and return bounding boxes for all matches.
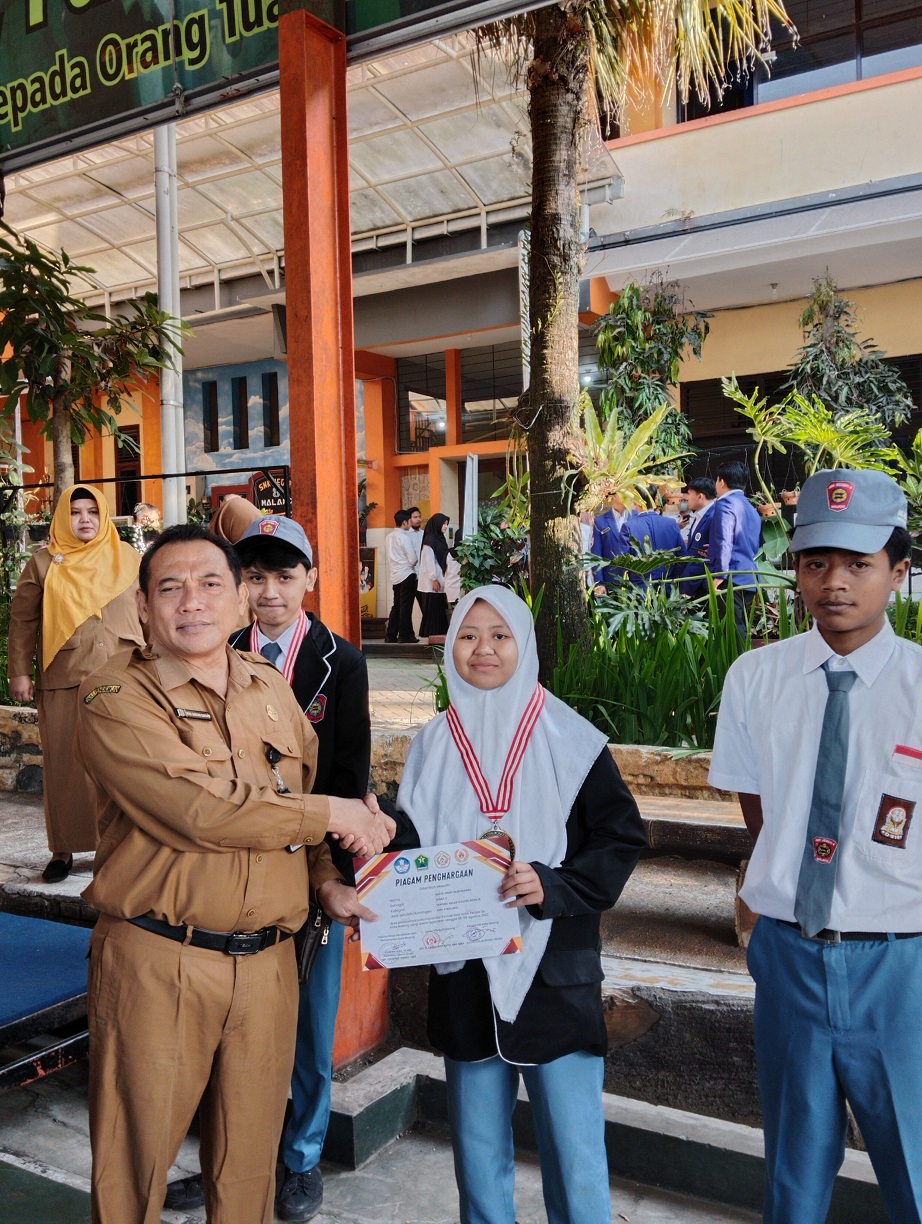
[481,823,515,861]
[266,704,279,721]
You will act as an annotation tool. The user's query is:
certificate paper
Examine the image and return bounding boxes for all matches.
[356,839,523,970]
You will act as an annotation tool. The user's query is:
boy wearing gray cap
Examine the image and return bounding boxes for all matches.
[165,515,374,1222]
[710,469,922,1223]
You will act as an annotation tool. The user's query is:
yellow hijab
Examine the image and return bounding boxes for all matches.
[42,485,140,669]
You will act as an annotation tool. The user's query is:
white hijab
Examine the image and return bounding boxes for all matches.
[397,584,607,1023]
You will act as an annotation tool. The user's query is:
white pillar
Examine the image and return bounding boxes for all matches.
[154,123,186,525]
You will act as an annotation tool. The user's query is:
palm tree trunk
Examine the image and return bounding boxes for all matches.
[51,352,74,506]
[526,4,591,679]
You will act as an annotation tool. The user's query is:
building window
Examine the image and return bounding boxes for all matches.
[460,343,523,443]
[262,372,280,447]
[396,353,446,452]
[232,376,249,450]
[678,0,922,119]
[203,380,219,453]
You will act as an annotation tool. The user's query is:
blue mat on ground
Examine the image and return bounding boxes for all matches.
[0,913,91,1031]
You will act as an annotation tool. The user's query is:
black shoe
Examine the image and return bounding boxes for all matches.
[41,854,73,883]
[398,637,420,644]
[276,1164,323,1222]
[384,636,399,642]
[164,1173,205,1211]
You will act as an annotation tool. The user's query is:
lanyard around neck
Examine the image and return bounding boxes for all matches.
[250,610,307,686]
[446,685,545,816]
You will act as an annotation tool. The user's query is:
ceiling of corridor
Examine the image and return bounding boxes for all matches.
[1,33,619,307]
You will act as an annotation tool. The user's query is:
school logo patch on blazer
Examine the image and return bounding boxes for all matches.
[306,694,327,723]
[827,481,854,511]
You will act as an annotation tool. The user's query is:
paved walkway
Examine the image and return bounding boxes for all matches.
[0,1063,760,1223]
[366,655,440,729]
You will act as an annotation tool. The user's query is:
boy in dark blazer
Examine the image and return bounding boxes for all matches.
[233,515,371,1223]
[164,515,372,1222]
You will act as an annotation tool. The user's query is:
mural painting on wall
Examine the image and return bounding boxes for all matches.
[401,470,430,519]
[359,546,376,618]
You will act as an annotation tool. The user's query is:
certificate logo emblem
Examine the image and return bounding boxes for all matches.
[454,847,469,863]
[424,931,441,947]
[415,855,429,871]
[435,851,450,867]
[394,857,411,874]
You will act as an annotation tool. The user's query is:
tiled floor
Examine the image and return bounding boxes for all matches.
[367,656,440,729]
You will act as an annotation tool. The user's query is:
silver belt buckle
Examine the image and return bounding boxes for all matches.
[226,930,265,955]
[804,927,841,944]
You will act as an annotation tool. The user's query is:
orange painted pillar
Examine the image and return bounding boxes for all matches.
[445,348,462,446]
[279,7,360,646]
[279,7,389,1065]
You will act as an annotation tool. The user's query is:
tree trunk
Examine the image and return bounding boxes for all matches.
[526,4,592,680]
[51,352,74,507]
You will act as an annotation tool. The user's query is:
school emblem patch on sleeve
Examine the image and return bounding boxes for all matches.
[306,695,327,723]
[84,685,121,704]
[872,794,915,849]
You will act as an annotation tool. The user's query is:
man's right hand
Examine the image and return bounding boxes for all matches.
[9,675,33,704]
[326,796,392,857]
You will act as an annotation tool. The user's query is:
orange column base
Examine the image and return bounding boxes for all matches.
[332,940,390,1070]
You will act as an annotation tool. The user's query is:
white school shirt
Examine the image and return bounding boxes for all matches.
[709,621,922,931]
[387,528,417,585]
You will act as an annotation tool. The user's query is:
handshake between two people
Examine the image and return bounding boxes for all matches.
[316,791,395,941]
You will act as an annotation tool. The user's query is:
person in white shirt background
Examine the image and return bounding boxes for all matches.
[709,467,922,1224]
[417,512,461,645]
[385,509,420,644]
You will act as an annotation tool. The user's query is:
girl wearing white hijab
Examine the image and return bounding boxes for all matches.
[394,584,645,1224]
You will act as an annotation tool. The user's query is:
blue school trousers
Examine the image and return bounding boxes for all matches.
[748,916,922,1224]
[444,1050,611,1224]
[280,918,345,1172]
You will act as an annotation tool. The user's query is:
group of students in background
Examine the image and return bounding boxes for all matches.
[385,505,461,645]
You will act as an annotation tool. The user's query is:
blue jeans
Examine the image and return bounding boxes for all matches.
[280,919,345,1172]
[444,1051,611,1224]
[749,917,922,1224]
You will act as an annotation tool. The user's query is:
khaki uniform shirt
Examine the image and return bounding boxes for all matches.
[7,546,145,689]
[75,643,339,933]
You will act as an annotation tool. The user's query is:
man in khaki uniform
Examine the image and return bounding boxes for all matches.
[75,524,390,1224]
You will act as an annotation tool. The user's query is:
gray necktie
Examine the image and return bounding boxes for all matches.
[260,641,282,667]
[793,660,857,937]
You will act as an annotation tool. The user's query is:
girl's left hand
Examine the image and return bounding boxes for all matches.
[500,861,544,909]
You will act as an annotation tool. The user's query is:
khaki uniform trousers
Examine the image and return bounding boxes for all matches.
[37,687,98,853]
[88,914,299,1224]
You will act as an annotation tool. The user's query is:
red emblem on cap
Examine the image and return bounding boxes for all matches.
[259,519,279,534]
[813,837,838,862]
[827,481,854,512]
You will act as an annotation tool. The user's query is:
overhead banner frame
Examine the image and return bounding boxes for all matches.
[0,0,543,173]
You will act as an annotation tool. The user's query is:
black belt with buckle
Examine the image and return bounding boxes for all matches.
[778,919,922,944]
[128,914,293,955]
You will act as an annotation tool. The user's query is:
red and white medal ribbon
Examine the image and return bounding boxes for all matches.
[447,684,546,829]
[250,610,307,686]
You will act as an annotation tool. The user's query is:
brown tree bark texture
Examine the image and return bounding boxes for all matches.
[52,352,74,507]
[527,5,592,679]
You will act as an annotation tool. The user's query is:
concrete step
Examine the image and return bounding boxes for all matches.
[638,793,750,864]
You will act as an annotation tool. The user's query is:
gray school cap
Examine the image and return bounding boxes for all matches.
[236,515,313,565]
[789,469,907,554]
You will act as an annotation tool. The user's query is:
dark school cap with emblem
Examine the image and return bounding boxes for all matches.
[790,468,908,554]
[236,516,313,565]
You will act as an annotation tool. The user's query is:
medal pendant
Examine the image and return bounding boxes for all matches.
[481,824,515,860]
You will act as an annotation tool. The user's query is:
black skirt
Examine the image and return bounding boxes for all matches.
[419,591,449,637]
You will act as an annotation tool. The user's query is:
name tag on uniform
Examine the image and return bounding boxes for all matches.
[174,708,213,721]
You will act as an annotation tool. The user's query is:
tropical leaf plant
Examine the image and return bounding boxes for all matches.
[567,401,690,511]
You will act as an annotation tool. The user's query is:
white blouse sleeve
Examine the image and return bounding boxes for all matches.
[418,545,443,592]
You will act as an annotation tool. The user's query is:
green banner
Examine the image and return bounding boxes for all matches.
[0,0,281,169]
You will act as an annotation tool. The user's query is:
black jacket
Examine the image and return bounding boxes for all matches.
[386,748,645,1064]
[229,615,371,879]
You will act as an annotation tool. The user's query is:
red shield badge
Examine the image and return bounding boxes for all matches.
[813,837,838,862]
[306,695,327,723]
[827,481,854,512]
[259,519,279,534]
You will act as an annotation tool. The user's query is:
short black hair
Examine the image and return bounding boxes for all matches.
[797,527,912,567]
[687,477,716,500]
[394,509,410,527]
[406,506,421,516]
[139,523,242,594]
[717,461,749,491]
[886,526,913,566]
[236,537,313,574]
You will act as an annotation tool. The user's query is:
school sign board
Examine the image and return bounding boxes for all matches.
[0,0,537,172]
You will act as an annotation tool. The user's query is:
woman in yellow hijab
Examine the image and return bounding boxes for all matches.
[8,486,145,882]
